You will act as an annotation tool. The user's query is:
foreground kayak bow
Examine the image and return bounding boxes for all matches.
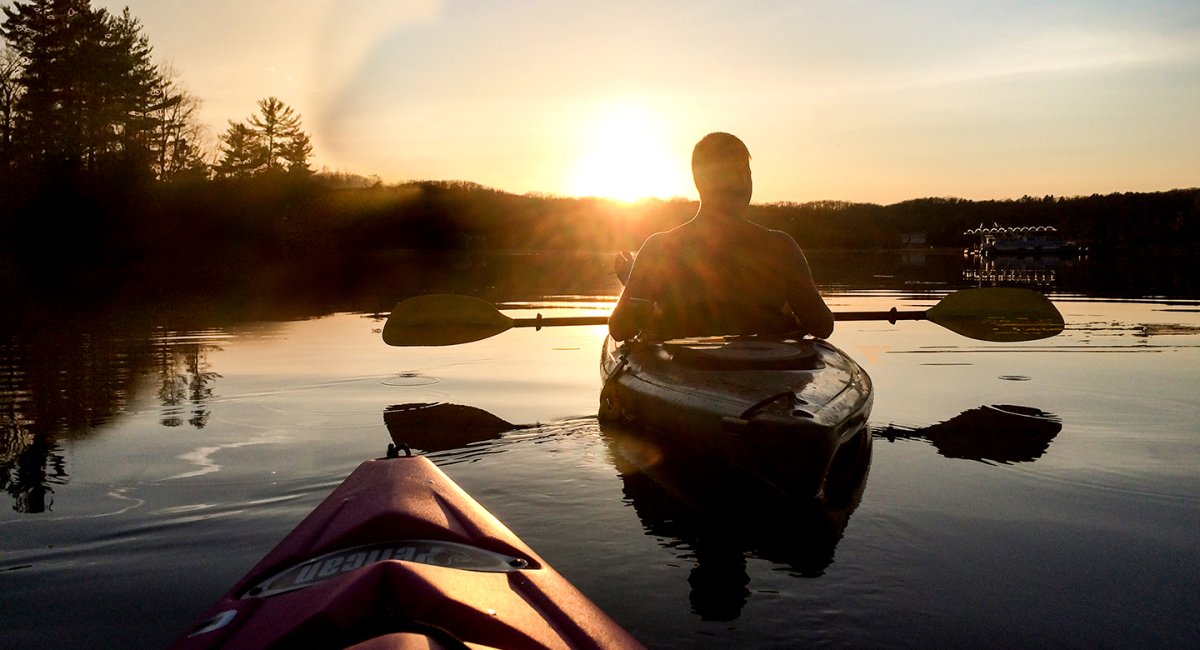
[171,453,642,649]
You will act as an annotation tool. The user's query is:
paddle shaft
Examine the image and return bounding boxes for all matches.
[512,309,924,329]
[834,307,926,324]
[512,315,611,330]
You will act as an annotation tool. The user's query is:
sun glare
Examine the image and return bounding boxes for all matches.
[568,103,692,203]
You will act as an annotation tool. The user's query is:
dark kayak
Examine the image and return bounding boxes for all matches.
[599,335,872,498]
[171,452,642,649]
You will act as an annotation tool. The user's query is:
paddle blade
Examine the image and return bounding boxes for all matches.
[382,294,514,346]
[926,288,1064,342]
[384,402,520,451]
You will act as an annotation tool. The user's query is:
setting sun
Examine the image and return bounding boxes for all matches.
[567,102,693,203]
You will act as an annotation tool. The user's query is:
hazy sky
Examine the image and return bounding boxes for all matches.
[94,0,1199,203]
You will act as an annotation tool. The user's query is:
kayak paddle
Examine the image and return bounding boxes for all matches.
[382,287,1064,347]
[382,294,610,346]
[832,287,1065,343]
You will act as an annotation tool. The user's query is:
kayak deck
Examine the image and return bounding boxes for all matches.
[172,454,641,649]
[599,336,873,498]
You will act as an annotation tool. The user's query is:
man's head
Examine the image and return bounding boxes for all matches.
[692,132,752,207]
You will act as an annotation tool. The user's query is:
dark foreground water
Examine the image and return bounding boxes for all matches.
[2,251,1198,648]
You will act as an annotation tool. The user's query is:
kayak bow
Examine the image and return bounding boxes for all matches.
[172,453,642,649]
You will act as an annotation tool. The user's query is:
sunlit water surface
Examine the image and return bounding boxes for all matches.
[2,258,1199,648]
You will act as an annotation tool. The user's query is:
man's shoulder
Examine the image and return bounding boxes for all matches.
[643,224,701,248]
[639,230,673,251]
[738,222,801,249]
[758,223,802,245]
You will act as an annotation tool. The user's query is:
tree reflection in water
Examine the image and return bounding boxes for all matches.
[155,334,221,429]
[0,415,67,514]
[0,325,221,513]
[0,250,629,515]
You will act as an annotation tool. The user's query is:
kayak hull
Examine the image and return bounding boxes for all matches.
[599,336,872,498]
[172,455,641,649]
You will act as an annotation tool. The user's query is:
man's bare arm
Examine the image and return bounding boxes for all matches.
[779,233,834,338]
[609,236,664,341]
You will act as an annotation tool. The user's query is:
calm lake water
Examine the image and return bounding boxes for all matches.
[2,251,1198,648]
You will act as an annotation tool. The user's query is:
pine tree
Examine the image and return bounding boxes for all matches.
[216,97,313,177]
[215,121,263,178]
[0,45,21,168]
[104,7,163,172]
[0,0,171,174]
[248,96,310,174]
[282,129,313,175]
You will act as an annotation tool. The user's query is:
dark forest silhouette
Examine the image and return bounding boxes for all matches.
[3,176,1195,281]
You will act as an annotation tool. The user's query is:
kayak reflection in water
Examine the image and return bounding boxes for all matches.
[609,132,834,342]
[602,403,1060,622]
[601,417,873,621]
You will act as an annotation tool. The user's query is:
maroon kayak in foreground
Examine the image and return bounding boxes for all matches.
[172,454,641,649]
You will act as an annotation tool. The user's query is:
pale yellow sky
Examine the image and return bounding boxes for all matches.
[96,0,1200,204]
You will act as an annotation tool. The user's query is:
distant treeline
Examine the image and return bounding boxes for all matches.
[2,172,1197,269]
[756,190,1200,251]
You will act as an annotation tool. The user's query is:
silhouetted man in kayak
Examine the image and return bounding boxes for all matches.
[609,132,834,342]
